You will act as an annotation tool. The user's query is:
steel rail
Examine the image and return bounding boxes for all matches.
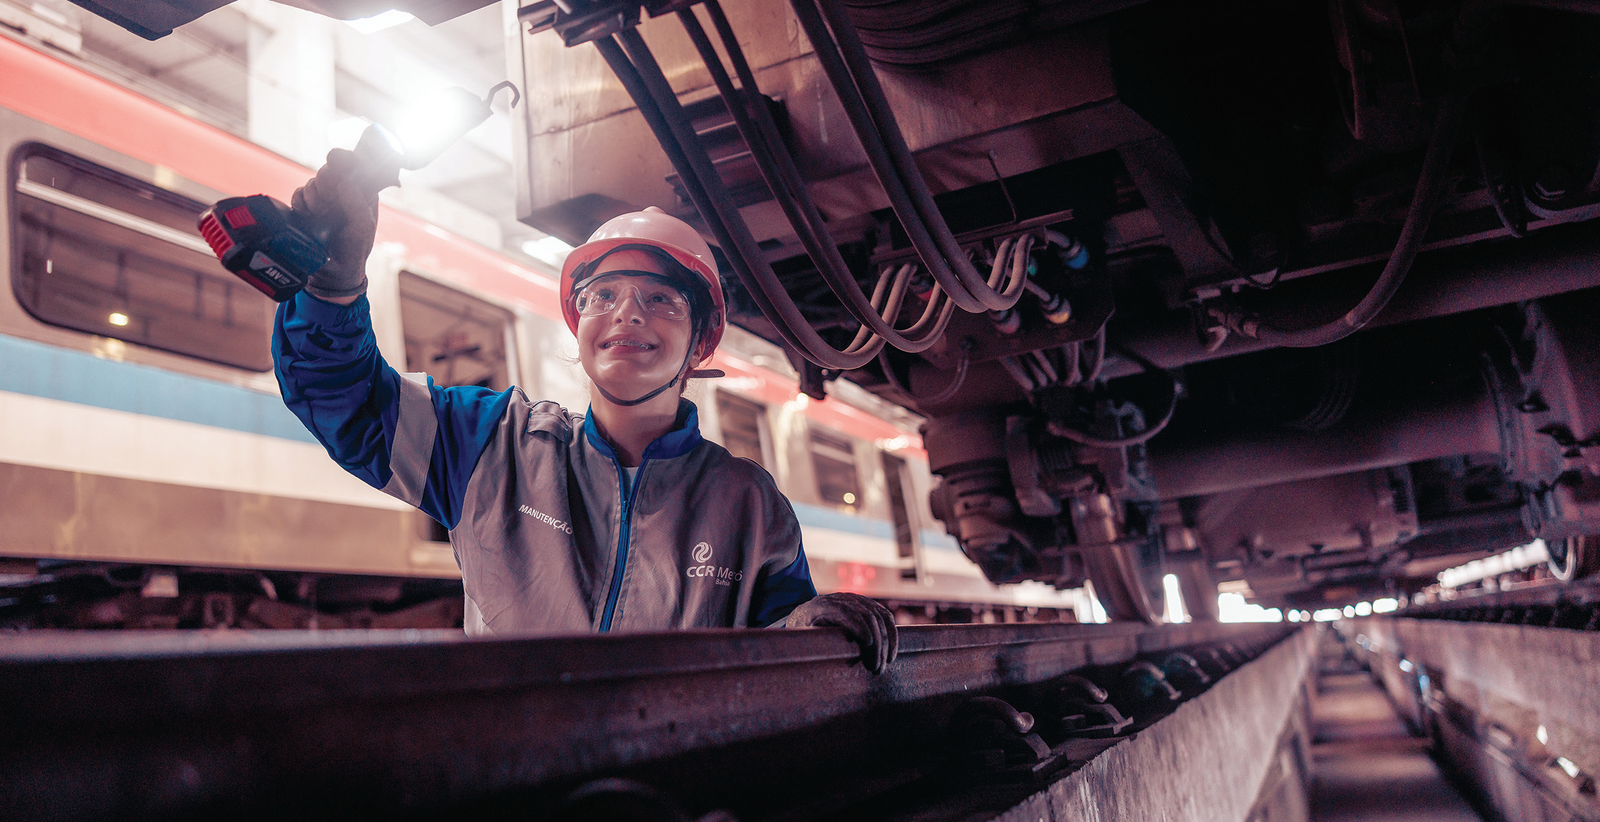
[1398,578,1600,627]
[0,621,1291,820]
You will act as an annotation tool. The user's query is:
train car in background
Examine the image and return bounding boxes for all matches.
[0,32,1084,629]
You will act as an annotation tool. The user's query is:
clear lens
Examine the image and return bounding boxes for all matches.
[574,274,691,320]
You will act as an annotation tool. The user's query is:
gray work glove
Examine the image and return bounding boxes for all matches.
[289,134,398,300]
[786,592,899,675]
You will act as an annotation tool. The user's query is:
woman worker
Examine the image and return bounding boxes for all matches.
[272,149,897,673]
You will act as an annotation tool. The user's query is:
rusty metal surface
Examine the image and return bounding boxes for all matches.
[0,621,1288,820]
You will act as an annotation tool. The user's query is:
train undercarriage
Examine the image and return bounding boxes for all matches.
[77,0,1600,619]
[498,0,1600,620]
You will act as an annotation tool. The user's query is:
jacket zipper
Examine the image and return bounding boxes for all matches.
[598,458,646,631]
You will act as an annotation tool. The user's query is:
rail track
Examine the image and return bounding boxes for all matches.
[1398,579,1600,629]
[2,622,1314,821]
[8,596,1593,822]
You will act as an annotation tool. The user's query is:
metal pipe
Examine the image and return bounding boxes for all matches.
[1150,379,1502,498]
[788,0,1031,313]
[697,3,958,348]
[1110,222,1600,379]
[810,0,1030,311]
[680,7,953,353]
[1219,93,1471,348]
[601,33,884,369]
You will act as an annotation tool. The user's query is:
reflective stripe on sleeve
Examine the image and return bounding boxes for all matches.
[381,372,438,506]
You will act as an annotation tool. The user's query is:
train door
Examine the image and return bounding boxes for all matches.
[881,452,923,582]
[397,271,515,544]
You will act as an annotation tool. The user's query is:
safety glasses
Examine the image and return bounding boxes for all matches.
[573,272,693,320]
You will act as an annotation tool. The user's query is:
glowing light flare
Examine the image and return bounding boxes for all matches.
[1313,608,1343,622]
[1557,757,1582,779]
[834,561,876,594]
[1373,598,1399,613]
[1438,539,1549,588]
[1217,592,1282,623]
[1538,725,1549,745]
[1162,573,1188,623]
[842,492,856,505]
[108,312,129,326]
[717,376,762,393]
[875,435,910,452]
[1079,580,1109,624]
[392,89,485,164]
[327,115,369,151]
[1343,605,1356,618]
[1355,601,1373,616]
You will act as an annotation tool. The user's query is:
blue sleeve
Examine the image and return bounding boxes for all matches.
[272,291,514,529]
[749,543,817,628]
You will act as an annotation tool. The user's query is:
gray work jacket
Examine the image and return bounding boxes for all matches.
[273,292,817,635]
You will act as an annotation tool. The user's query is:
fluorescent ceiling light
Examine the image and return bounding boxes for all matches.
[345,10,414,34]
[521,236,574,267]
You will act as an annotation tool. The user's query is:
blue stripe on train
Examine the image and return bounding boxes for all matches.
[1,337,965,551]
[0,335,318,444]
[790,501,960,552]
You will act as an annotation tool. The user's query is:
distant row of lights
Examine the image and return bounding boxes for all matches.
[1282,598,1401,623]
[1437,539,1548,589]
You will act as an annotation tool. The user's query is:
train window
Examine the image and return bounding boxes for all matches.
[11,144,274,370]
[715,390,767,468]
[399,272,514,543]
[399,272,512,392]
[809,427,861,509]
[881,452,921,581]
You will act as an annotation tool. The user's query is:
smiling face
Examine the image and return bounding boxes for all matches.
[574,250,703,402]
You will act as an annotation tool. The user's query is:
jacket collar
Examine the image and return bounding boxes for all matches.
[582,399,703,462]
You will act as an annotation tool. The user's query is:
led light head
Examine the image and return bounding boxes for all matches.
[386,81,521,169]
